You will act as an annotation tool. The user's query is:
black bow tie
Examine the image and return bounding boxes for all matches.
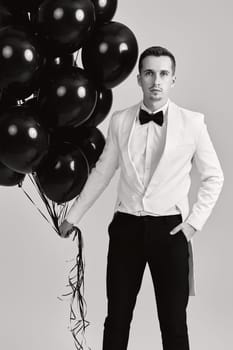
[139,108,164,126]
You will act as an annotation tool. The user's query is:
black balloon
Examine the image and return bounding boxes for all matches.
[1,0,44,12]
[0,105,49,173]
[38,66,97,129]
[76,126,105,168]
[45,53,75,69]
[84,87,112,126]
[36,143,89,203]
[34,53,75,93]
[53,126,105,169]
[0,26,41,89]
[2,46,45,100]
[34,0,95,56]
[3,81,38,101]
[82,21,138,88]
[2,68,43,100]
[0,161,25,186]
[0,4,13,28]
[2,55,44,101]
[24,96,38,108]
[91,0,117,23]
[0,89,18,112]
[0,4,31,29]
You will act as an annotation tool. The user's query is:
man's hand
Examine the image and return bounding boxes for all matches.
[170,222,197,242]
[59,220,74,238]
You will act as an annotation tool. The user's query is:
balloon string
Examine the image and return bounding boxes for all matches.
[27,174,64,233]
[30,174,58,226]
[21,175,90,348]
[20,182,57,230]
[61,227,90,350]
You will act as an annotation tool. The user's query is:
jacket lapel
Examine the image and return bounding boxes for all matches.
[147,101,183,186]
[118,102,144,190]
[126,103,144,188]
[162,101,183,153]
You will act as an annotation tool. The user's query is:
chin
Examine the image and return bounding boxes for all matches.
[150,95,162,102]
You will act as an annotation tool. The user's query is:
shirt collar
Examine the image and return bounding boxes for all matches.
[136,99,170,125]
[140,99,170,115]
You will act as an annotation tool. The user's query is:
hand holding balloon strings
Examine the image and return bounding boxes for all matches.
[21,173,80,240]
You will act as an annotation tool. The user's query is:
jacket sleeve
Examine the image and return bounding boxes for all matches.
[65,112,120,225]
[185,116,224,231]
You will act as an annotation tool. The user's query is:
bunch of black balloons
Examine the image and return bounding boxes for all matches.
[0,0,138,203]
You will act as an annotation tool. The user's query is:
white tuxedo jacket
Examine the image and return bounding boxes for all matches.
[67,101,224,295]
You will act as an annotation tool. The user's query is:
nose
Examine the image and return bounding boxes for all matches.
[152,73,161,86]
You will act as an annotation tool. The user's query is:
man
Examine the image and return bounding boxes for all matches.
[59,46,224,350]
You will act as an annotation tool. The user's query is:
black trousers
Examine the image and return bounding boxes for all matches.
[102,212,190,350]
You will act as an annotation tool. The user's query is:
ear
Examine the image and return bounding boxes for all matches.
[137,74,142,87]
[171,75,176,87]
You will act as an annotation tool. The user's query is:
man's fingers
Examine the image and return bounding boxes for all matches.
[66,227,75,237]
[170,223,183,235]
[58,221,74,238]
[58,229,67,238]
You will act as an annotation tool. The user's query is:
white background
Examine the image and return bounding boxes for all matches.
[0,0,232,349]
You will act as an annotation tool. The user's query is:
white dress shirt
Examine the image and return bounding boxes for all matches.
[117,99,180,216]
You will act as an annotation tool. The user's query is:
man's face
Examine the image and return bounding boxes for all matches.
[137,55,176,106]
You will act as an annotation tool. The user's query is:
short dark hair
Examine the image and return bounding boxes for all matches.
[138,46,176,74]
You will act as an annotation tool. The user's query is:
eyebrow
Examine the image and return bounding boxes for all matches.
[143,69,171,73]
[143,69,154,73]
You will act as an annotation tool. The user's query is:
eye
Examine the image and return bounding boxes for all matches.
[161,71,169,77]
[145,71,153,76]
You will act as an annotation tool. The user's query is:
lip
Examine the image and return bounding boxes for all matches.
[150,88,162,92]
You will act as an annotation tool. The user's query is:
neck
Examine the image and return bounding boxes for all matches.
[143,98,168,112]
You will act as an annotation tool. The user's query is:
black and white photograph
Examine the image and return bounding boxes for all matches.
[0,1,231,349]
